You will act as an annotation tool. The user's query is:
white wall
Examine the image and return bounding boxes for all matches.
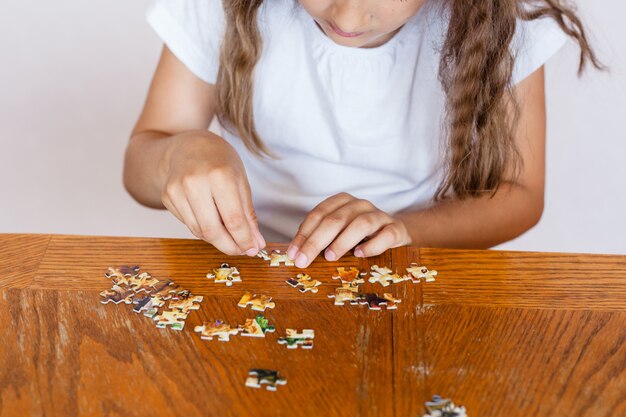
[1,0,624,254]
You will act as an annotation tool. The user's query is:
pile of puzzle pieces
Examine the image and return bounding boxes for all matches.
[100,266,203,331]
[327,264,437,310]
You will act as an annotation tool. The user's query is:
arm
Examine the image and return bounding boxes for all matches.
[395,66,546,249]
[287,67,546,267]
[124,46,265,256]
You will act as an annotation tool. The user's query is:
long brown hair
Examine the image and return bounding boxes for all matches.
[216,0,603,199]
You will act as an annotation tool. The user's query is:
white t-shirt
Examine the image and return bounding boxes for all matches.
[146,0,568,242]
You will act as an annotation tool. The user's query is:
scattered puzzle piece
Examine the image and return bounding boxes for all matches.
[195,320,240,341]
[328,283,363,306]
[256,249,271,261]
[168,293,204,314]
[424,395,467,417]
[358,293,401,310]
[104,266,141,286]
[100,285,135,305]
[405,264,438,283]
[206,263,241,286]
[286,273,322,293]
[153,310,188,331]
[239,315,276,338]
[132,293,165,315]
[368,265,409,287]
[245,369,287,391]
[269,250,294,267]
[278,329,314,349]
[150,279,179,299]
[128,272,160,293]
[238,291,276,311]
[331,267,365,286]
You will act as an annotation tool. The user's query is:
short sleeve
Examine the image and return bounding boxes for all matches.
[511,16,569,84]
[146,0,225,84]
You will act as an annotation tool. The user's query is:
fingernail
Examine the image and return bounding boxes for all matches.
[287,245,298,259]
[354,248,364,258]
[295,252,308,268]
[324,248,336,261]
[246,248,258,257]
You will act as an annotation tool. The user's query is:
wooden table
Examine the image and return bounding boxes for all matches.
[1,234,624,417]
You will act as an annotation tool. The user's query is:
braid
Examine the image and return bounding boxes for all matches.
[216,0,274,157]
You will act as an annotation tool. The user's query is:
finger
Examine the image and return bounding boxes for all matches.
[287,193,355,259]
[239,177,266,250]
[354,223,406,257]
[212,182,259,256]
[187,188,243,256]
[294,199,373,268]
[167,191,203,239]
[325,212,392,261]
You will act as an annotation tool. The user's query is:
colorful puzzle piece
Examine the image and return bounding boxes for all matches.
[238,291,276,311]
[194,320,240,341]
[128,272,160,293]
[269,250,295,267]
[256,249,271,261]
[358,293,401,310]
[132,293,165,316]
[331,267,365,286]
[405,264,438,283]
[168,293,203,314]
[239,315,276,338]
[424,395,467,417]
[153,310,188,331]
[245,369,287,391]
[328,283,363,306]
[100,285,135,305]
[104,265,141,286]
[206,263,241,286]
[150,279,179,299]
[368,265,410,287]
[286,273,322,293]
[277,329,314,349]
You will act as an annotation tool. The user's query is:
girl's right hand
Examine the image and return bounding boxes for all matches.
[160,131,265,256]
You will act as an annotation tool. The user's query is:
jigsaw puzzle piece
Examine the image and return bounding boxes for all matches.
[104,265,141,286]
[150,279,179,299]
[359,293,402,310]
[153,310,188,331]
[331,267,366,286]
[168,294,204,314]
[238,291,276,312]
[285,273,322,293]
[194,320,240,341]
[132,293,165,316]
[256,249,271,261]
[100,285,136,305]
[206,263,241,286]
[245,369,287,391]
[269,250,294,267]
[277,329,314,349]
[405,264,438,283]
[239,315,276,338]
[368,265,408,287]
[327,283,363,306]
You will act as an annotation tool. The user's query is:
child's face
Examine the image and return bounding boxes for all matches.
[299,0,426,48]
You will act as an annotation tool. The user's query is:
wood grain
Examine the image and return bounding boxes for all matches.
[0,234,50,289]
[1,234,626,417]
[420,248,626,310]
[421,304,626,417]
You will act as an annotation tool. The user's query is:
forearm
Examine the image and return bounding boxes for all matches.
[395,184,544,249]
[123,129,212,208]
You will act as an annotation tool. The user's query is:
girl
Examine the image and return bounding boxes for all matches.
[124,0,600,268]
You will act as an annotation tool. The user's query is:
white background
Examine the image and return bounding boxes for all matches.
[1,0,624,254]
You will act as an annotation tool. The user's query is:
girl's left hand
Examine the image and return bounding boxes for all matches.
[286,193,412,268]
